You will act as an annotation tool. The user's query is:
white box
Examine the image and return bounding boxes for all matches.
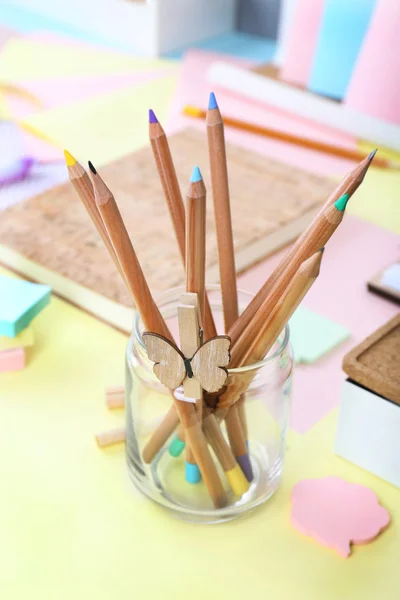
[334,380,400,488]
[13,0,238,56]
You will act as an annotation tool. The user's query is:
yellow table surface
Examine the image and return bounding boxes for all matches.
[1,266,399,600]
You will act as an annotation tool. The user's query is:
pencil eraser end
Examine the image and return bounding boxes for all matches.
[168,435,185,457]
[185,462,202,484]
[226,464,250,496]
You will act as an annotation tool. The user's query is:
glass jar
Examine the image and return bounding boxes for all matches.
[125,285,294,523]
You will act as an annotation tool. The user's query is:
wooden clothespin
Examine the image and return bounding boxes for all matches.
[177,292,203,402]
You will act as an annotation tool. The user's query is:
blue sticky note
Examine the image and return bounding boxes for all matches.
[308,0,377,100]
[289,306,349,364]
[165,31,276,63]
[0,275,51,337]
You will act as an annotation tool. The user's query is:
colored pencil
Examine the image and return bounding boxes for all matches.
[227,153,373,349]
[88,161,228,508]
[185,104,396,169]
[206,92,250,473]
[148,109,217,341]
[185,168,250,495]
[186,167,207,326]
[184,167,206,480]
[219,250,323,411]
[206,93,239,331]
[64,150,124,281]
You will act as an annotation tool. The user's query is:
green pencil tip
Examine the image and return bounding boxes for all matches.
[334,193,349,212]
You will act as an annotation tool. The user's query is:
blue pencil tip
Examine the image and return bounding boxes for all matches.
[208,92,218,110]
[190,166,202,183]
[149,109,158,124]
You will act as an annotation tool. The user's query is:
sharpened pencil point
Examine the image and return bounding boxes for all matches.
[208,92,218,110]
[190,166,202,183]
[334,193,349,212]
[88,161,97,175]
[64,149,76,167]
[149,109,158,124]
[368,149,378,161]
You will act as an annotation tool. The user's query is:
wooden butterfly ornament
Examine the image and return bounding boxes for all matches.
[142,332,231,395]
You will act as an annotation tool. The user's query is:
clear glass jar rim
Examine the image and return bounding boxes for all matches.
[132,284,290,374]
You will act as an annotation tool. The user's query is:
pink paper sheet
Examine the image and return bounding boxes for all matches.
[6,70,173,120]
[0,25,20,50]
[281,0,325,87]
[345,0,400,125]
[167,50,358,177]
[237,215,399,433]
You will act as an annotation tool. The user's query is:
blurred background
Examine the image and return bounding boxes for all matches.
[1,0,399,217]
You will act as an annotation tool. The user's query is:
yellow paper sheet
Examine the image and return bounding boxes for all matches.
[348,142,400,235]
[1,264,399,600]
[0,38,176,81]
[20,75,178,165]
[0,325,34,351]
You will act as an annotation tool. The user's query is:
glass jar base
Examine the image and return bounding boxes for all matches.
[127,441,283,524]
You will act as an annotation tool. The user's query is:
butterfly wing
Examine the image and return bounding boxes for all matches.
[142,332,186,390]
[191,336,231,393]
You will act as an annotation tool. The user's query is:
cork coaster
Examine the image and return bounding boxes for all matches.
[343,314,400,405]
[0,128,334,309]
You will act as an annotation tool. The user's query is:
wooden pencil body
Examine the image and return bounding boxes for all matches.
[206,107,239,330]
[228,203,343,347]
[206,104,248,445]
[186,181,206,325]
[150,122,186,260]
[219,252,322,410]
[149,119,217,340]
[68,162,124,279]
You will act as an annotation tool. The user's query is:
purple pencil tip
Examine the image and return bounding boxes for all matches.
[368,148,378,161]
[149,109,158,124]
[236,453,254,482]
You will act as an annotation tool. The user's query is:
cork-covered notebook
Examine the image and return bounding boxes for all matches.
[0,128,334,331]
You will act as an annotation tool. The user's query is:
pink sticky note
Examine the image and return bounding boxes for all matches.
[291,477,390,557]
[281,0,325,87]
[0,347,26,373]
[345,0,400,125]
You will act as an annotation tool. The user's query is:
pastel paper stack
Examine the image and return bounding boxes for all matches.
[281,0,325,87]
[274,0,299,66]
[345,0,400,125]
[308,0,377,100]
[0,275,51,372]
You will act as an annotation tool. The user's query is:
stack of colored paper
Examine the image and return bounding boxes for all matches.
[0,275,51,372]
[278,0,400,124]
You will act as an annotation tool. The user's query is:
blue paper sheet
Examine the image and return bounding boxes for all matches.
[165,31,276,63]
[308,0,377,100]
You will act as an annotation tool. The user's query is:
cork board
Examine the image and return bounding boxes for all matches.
[0,128,334,309]
[343,314,400,405]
